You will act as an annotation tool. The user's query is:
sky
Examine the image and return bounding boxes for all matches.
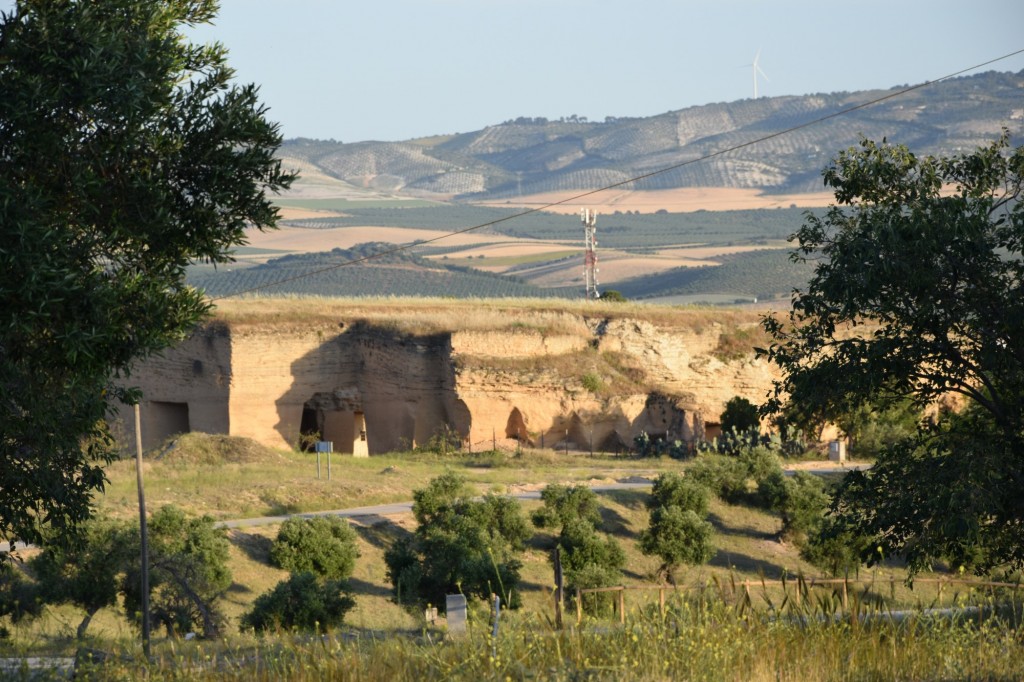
[7,1,1024,142]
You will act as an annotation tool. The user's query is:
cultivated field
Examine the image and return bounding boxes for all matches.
[475,187,836,214]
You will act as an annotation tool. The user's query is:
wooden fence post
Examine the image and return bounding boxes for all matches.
[659,587,665,618]
[618,587,625,624]
[576,588,582,625]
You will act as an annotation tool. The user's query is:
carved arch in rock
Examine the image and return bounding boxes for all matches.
[505,407,532,445]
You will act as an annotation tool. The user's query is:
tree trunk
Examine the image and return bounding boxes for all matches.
[76,608,97,640]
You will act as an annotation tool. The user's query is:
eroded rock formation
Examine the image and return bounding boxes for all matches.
[116,305,778,455]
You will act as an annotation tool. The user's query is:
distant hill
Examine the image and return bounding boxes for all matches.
[280,70,1024,200]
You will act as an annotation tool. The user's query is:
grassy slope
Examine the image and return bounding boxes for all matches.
[59,436,928,640]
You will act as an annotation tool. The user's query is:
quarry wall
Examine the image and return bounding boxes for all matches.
[116,308,778,455]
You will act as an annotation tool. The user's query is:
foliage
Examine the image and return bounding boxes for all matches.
[760,135,1024,575]
[640,472,715,581]
[532,485,624,607]
[0,560,41,638]
[0,0,292,546]
[122,506,232,638]
[688,454,752,504]
[531,485,602,531]
[756,471,829,544]
[801,515,872,577]
[645,473,710,517]
[270,516,360,581]
[720,397,761,434]
[384,472,529,610]
[639,507,714,582]
[835,395,921,458]
[241,572,355,633]
[599,289,627,302]
[30,516,133,639]
[558,519,626,596]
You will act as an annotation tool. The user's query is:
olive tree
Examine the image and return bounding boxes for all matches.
[384,472,530,609]
[0,0,293,546]
[760,134,1024,574]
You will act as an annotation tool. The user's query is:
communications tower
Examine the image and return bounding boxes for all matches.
[581,208,599,300]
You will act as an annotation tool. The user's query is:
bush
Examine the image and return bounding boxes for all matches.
[241,572,354,633]
[646,473,710,517]
[30,516,133,639]
[689,454,750,504]
[801,516,871,577]
[270,516,360,580]
[639,507,714,582]
[633,431,692,459]
[531,484,602,531]
[758,471,829,544]
[384,472,529,610]
[559,519,626,592]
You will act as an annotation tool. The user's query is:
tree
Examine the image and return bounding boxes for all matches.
[384,472,529,610]
[30,516,133,639]
[720,397,761,435]
[760,135,1024,574]
[531,485,625,607]
[121,506,232,638]
[639,507,713,584]
[0,0,293,546]
[639,473,715,582]
[270,516,360,580]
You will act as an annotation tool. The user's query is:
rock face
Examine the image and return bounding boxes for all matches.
[115,307,778,455]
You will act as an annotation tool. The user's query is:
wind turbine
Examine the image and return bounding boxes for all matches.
[751,49,769,99]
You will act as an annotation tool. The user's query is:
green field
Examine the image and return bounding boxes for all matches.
[276,198,439,210]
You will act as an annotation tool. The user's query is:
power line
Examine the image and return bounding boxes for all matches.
[211,48,1024,301]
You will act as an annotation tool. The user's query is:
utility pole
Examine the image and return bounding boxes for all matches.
[582,208,599,300]
[133,404,151,658]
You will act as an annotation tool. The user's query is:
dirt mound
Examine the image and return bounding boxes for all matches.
[152,433,289,466]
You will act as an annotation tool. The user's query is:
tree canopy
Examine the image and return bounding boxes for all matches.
[0,0,293,545]
[760,134,1024,574]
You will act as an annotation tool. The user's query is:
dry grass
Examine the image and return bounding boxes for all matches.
[209,296,765,337]
[474,187,837,214]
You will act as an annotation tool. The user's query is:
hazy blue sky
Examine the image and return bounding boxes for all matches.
[7,1,1024,142]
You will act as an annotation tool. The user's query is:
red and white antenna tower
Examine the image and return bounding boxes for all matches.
[581,208,599,300]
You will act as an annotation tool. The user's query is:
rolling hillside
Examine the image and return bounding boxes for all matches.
[280,70,1023,200]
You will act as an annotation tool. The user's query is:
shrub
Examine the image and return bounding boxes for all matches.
[758,471,829,544]
[633,431,692,459]
[241,572,354,633]
[689,454,750,504]
[559,519,626,591]
[0,561,41,638]
[801,516,871,577]
[270,516,360,580]
[384,472,529,610]
[646,473,710,517]
[30,516,133,639]
[532,486,626,611]
[531,484,602,531]
[639,507,714,583]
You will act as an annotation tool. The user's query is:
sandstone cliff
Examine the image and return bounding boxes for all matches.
[116,298,779,455]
